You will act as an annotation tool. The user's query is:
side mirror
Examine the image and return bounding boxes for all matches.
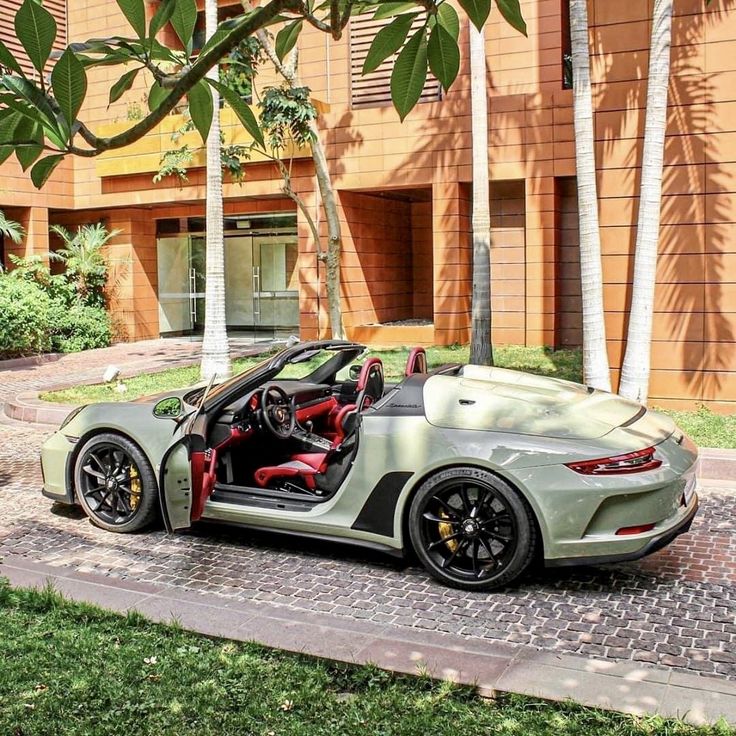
[153,397,183,419]
[349,364,361,381]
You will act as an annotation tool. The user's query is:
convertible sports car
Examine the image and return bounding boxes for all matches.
[40,340,699,591]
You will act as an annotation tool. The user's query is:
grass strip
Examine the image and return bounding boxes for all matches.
[0,580,731,736]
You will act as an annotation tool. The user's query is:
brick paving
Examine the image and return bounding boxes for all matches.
[0,342,735,685]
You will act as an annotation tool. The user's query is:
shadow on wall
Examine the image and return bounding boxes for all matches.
[591,1,736,401]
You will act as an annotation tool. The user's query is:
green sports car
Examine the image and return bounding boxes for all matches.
[40,340,699,591]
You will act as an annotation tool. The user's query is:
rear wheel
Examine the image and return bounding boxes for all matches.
[409,466,536,591]
[74,433,159,533]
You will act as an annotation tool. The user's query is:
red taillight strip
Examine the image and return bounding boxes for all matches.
[566,447,662,475]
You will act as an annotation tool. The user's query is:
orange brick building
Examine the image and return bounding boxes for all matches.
[1,0,735,410]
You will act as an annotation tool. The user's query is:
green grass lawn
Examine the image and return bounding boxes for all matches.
[0,581,730,736]
[39,344,734,448]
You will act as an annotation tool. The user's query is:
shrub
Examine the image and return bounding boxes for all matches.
[0,276,52,358]
[49,303,112,353]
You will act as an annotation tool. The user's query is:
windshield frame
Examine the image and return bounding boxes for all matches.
[190,340,366,416]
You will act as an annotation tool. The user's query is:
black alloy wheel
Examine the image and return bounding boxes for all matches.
[74,433,159,533]
[409,466,537,591]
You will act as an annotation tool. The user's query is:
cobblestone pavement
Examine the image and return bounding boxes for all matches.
[1,419,734,682]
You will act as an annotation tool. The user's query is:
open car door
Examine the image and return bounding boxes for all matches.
[159,392,213,532]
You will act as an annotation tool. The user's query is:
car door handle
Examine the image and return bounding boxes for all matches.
[459,399,475,406]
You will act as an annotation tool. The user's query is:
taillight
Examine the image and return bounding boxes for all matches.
[566,447,662,475]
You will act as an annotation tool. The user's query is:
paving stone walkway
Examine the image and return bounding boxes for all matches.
[0,340,734,705]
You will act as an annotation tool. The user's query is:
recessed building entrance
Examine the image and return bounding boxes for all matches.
[156,214,298,340]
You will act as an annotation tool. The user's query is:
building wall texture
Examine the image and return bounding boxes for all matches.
[1,0,735,411]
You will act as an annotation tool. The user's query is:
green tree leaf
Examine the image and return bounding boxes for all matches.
[495,0,526,35]
[109,68,140,104]
[51,49,88,127]
[275,20,303,62]
[373,2,417,20]
[14,0,57,74]
[170,0,198,50]
[116,0,146,38]
[0,39,25,76]
[150,0,176,38]
[0,145,13,166]
[362,13,418,75]
[458,0,491,30]
[208,78,264,149]
[437,3,460,40]
[427,23,459,90]
[13,116,42,171]
[31,154,64,189]
[187,80,213,142]
[148,80,169,111]
[390,27,427,121]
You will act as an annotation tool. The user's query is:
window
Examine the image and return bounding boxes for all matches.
[350,13,442,108]
[561,0,572,89]
[0,0,67,79]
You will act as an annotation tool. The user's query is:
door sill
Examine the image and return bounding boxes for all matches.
[210,483,325,512]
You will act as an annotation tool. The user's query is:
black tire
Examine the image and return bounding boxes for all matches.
[408,466,537,591]
[74,433,159,533]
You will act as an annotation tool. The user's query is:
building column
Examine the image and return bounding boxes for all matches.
[524,176,557,346]
[3,206,49,266]
[432,181,471,345]
[106,208,159,341]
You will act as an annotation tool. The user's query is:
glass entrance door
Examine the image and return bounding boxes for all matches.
[157,215,299,339]
[157,236,206,335]
[224,233,298,340]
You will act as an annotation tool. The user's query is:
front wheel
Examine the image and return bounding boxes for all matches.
[74,433,159,533]
[408,467,537,591]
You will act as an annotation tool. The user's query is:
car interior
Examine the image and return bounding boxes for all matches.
[202,346,429,507]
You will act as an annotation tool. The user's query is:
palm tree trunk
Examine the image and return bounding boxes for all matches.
[618,0,673,403]
[569,0,611,391]
[469,22,493,366]
[200,0,232,381]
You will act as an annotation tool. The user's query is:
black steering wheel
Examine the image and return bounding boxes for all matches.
[261,384,295,439]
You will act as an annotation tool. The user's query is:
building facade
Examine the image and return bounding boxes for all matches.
[1,0,734,411]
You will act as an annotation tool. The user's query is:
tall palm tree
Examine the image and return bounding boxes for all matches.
[569,0,611,391]
[469,21,493,365]
[0,210,24,246]
[200,0,232,381]
[618,0,674,402]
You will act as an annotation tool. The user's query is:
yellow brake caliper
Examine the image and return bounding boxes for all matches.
[438,510,459,552]
[129,463,142,510]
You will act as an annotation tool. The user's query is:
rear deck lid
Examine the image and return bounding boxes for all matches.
[424,366,644,440]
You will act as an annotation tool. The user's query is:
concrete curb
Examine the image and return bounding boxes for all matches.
[1,553,734,727]
[0,352,64,370]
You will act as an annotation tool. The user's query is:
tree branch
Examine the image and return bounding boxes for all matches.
[72,0,299,155]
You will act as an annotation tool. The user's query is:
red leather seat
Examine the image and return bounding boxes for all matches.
[255,358,384,490]
[254,452,328,490]
[405,347,427,376]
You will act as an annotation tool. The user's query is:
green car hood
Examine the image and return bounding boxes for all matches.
[424,366,648,440]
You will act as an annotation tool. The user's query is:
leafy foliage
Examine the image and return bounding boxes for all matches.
[1,234,115,356]
[0,0,527,188]
[49,223,120,308]
[0,276,52,358]
[259,86,317,151]
[48,303,113,353]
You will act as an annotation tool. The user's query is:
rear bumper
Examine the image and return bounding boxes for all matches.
[546,494,698,568]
